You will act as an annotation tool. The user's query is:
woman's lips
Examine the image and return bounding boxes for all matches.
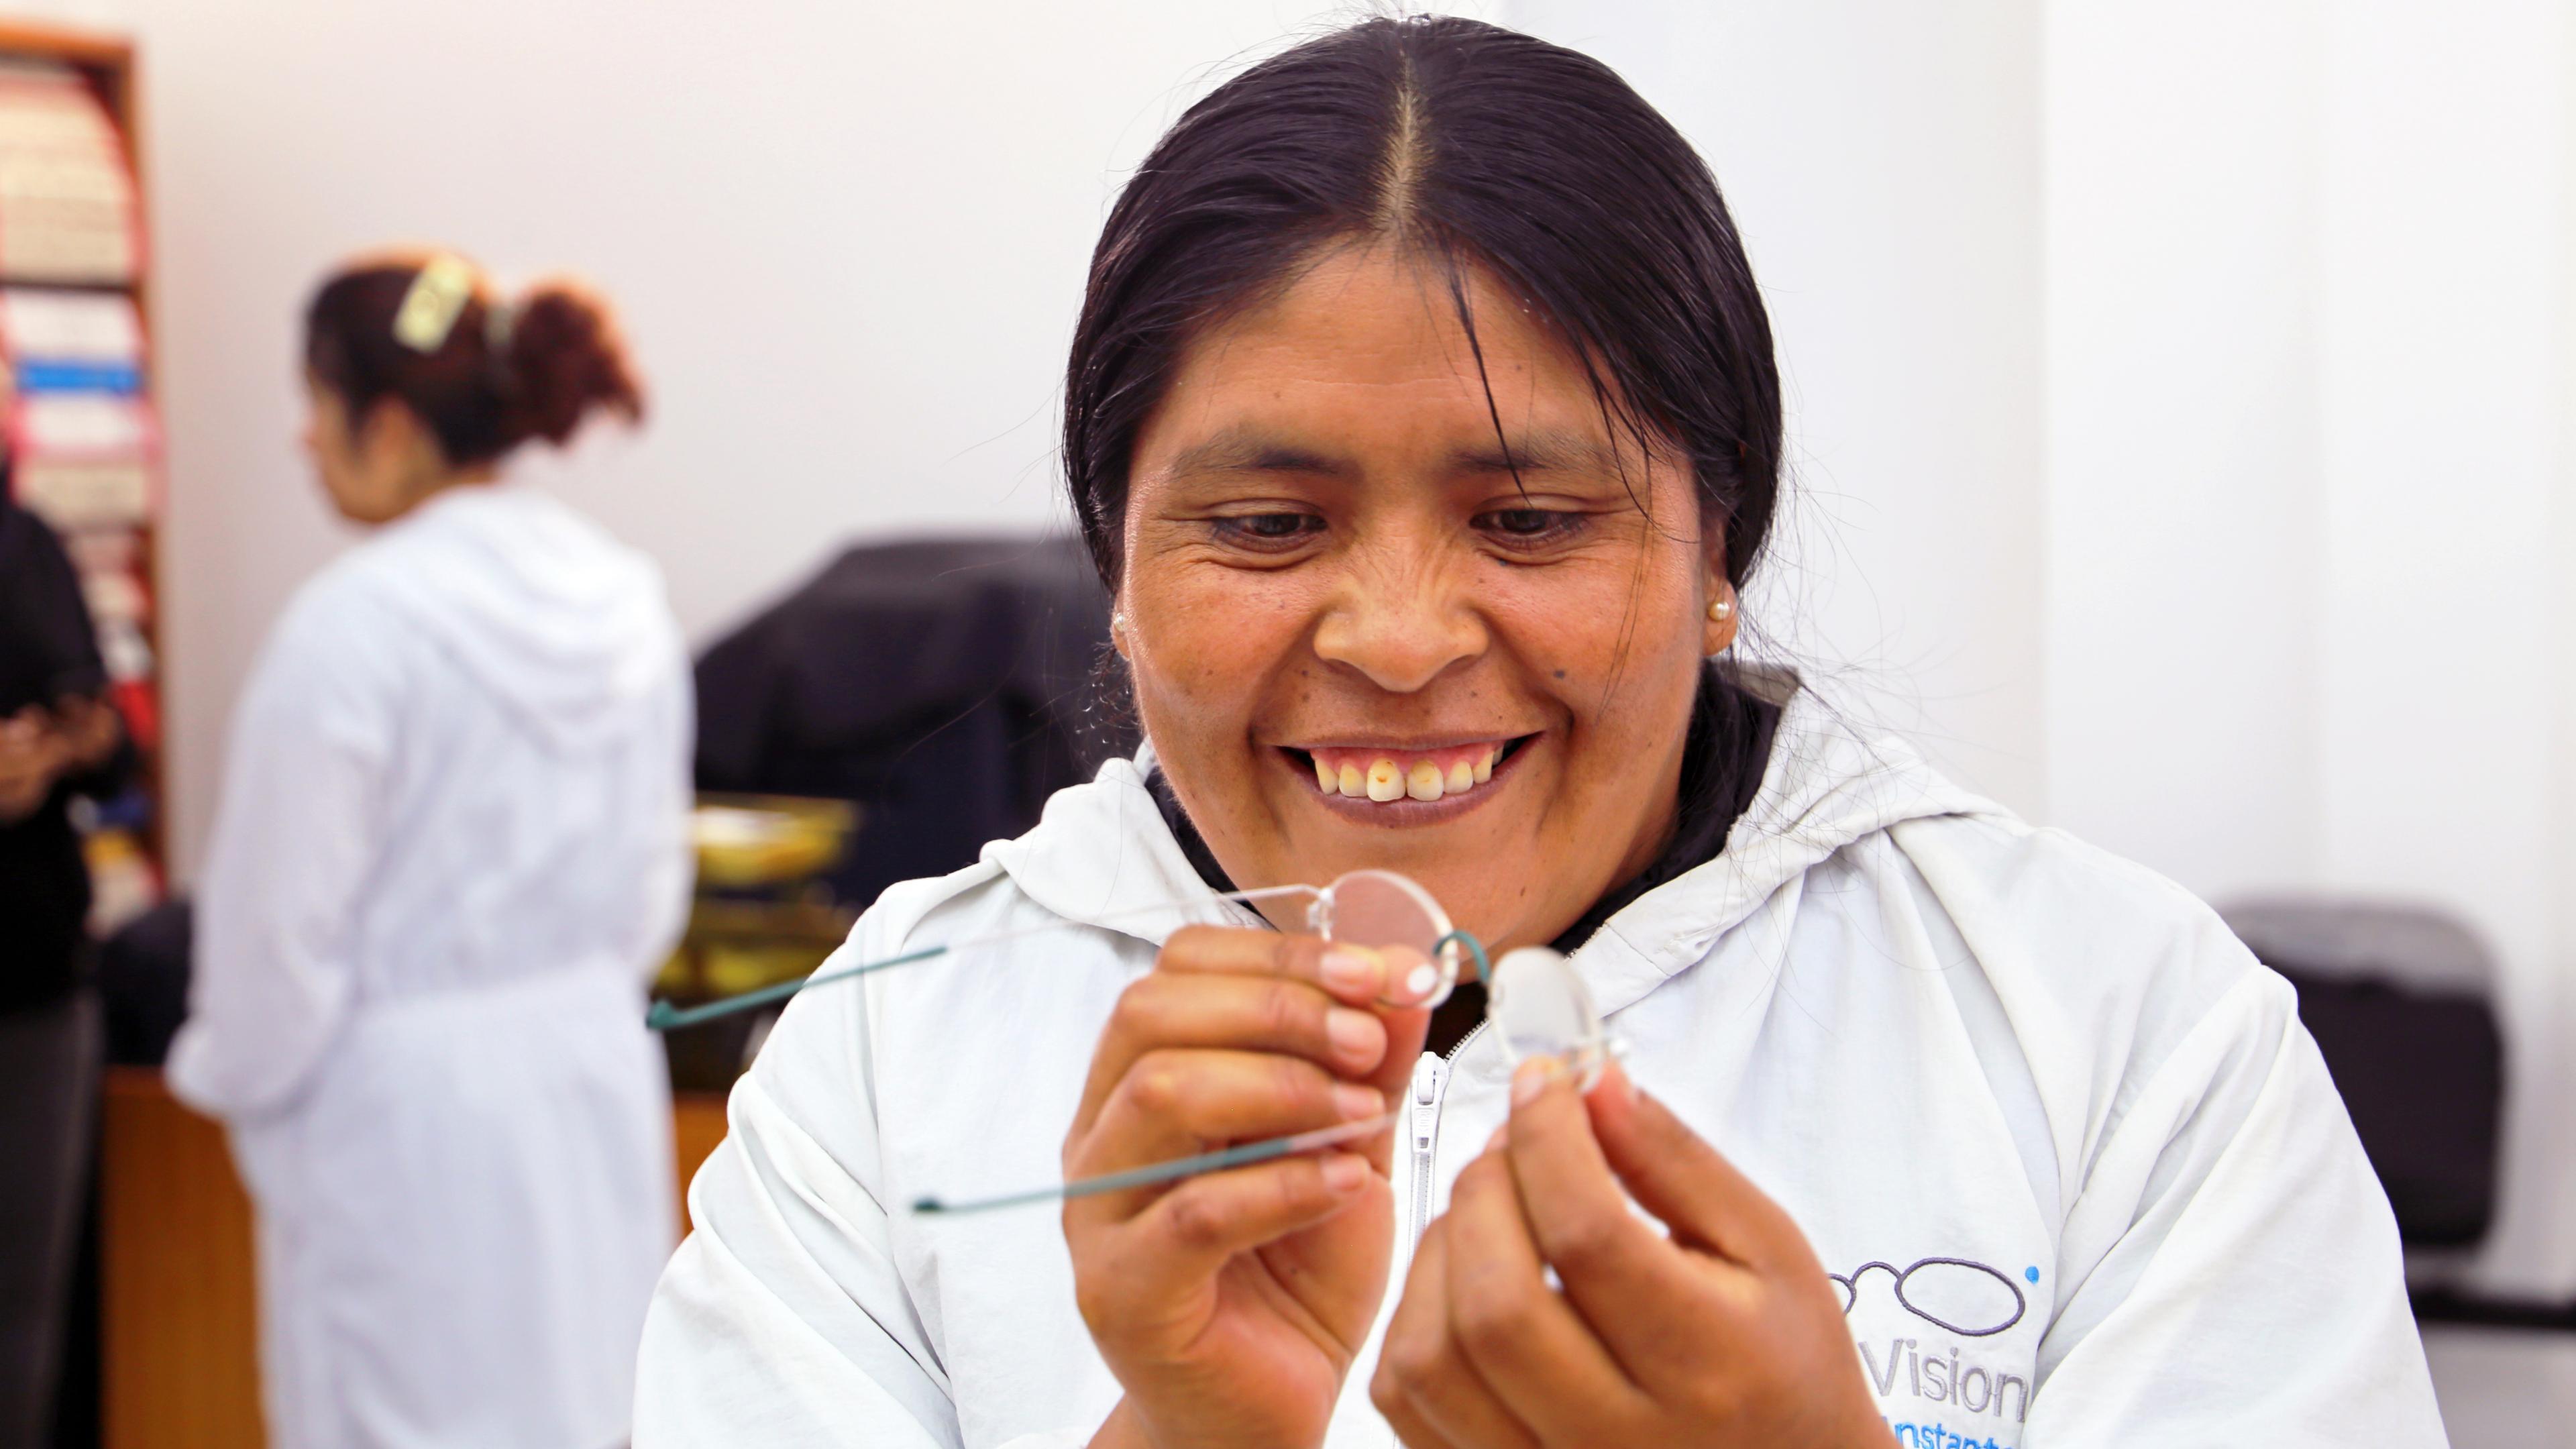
[1305,742,1501,802]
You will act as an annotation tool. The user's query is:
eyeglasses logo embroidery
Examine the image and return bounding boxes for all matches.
[1831,1257,2027,1338]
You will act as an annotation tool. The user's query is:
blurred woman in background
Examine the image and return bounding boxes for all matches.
[169,254,692,1449]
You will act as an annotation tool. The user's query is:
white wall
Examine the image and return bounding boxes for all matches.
[2310,0,2574,1300]
[2041,0,2324,900]
[2043,0,2576,1296]
[115,0,1491,879]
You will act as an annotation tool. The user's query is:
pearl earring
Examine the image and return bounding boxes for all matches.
[1707,596,1735,623]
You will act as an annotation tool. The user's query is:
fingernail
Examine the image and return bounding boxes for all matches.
[1401,961,1442,1002]
[1320,946,1381,996]
[1322,1153,1368,1193]
[1511,1058,1561,1108]
[1325,1008,1381,1062]
[1335,1083,1386,1121]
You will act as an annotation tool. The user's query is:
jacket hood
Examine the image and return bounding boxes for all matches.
[983,676,2010,1018]
[358,484,681,749]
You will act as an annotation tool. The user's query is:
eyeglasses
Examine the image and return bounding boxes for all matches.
[647,867,1610,1215]
[1829,1257,2027,1338]
[649,868,1472,1032]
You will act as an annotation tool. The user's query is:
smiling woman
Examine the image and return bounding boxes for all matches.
[635,17,2444,1449]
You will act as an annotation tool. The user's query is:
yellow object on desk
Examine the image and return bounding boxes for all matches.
[657,794,863,1088]
[689,794,857,889]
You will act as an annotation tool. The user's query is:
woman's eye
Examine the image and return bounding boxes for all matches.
[1477,507,1585,545]
[1210,512,1324,548]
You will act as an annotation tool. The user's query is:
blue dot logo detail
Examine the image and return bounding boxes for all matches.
[2023,1266,2041,1284]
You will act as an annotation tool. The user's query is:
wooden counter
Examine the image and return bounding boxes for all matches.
[97,1068,730,1449]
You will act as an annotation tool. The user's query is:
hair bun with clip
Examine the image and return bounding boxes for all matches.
[390,254,478,354]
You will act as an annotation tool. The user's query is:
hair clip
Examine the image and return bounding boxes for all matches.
[392,254,478,354]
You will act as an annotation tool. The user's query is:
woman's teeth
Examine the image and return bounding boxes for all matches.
[1307,744,1503,804]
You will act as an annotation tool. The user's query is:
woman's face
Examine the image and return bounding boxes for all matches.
[301,376,436,525]
[1118,245,1737,953]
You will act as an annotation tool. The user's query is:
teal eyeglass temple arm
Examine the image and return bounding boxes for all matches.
[914,1108,1404,1216]
[645,883,1320,1032]
[645,943,951,1031]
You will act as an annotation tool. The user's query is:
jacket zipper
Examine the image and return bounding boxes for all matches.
[1406,1022,1484,1256]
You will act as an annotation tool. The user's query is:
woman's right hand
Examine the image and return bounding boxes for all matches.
[0,708,65,823]
[1067,926,1432,1449]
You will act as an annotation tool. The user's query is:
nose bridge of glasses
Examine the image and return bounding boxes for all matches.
[1195,881,1316,947]
[1841,1260,1902,1295]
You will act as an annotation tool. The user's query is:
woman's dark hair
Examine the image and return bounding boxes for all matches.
[304,259,644,467]
[1063,15,1781,590]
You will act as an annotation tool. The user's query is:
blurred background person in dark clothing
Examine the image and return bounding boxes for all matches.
[0,484,128,1449]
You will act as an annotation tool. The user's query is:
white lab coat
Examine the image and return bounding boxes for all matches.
[170,484,692,1449]
[635,681,2447,1448]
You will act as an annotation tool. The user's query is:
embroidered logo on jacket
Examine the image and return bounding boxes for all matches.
[1836,1256,2037,1447]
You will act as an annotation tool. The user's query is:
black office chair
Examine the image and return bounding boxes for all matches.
[692,533,1133,914]
[2216,897,2560,1328]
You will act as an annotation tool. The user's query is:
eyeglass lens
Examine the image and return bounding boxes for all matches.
[1312,868,1461,1008]
[1486,945,1607,1089]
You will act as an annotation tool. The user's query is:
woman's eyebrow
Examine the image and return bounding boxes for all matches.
[1167,428,1354,479]
[1164,425,1621,479]
[1452,428,1620,476]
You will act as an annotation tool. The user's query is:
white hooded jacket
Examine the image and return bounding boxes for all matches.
[172,484,694,1449]
[635,684,2445,1448]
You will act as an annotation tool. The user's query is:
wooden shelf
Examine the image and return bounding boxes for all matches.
[0,23,167,883]
[0,19,133,70]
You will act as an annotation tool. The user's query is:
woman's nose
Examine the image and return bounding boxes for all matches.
[1310,564,1487,694]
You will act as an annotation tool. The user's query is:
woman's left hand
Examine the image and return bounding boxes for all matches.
[1371,1059,1892,1448]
